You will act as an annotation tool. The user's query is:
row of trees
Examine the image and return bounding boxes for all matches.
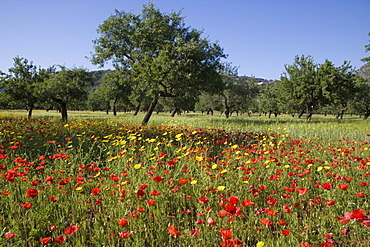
[1,4,369,122]
[0,57,92,121]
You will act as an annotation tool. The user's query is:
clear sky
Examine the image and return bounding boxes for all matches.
[1,0,369,80]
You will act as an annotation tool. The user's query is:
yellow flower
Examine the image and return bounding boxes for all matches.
[75,187,83,191]
[211,164,217,169]
[256,241,264,247]
[190,180,198,185]
[94,172,100,177]
[317,166,323,171]
[134,164,142,169]
[217,186,225,191]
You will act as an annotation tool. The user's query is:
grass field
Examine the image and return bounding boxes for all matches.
[0,110,369,246]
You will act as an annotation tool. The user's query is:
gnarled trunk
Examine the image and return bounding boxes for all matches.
[142,98,158,125]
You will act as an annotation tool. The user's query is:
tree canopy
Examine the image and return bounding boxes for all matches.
[91,3,227,124]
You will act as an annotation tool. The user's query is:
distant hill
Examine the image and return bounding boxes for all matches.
[358,62,370,79]
[88,70,275,89]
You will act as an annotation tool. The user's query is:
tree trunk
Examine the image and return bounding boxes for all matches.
[59,102,68,122]
[306,103,312,121]
[225,106,230,118]
[106,102,110,114]
[268,111,272,118]
[134,103,141,116]
[142,98,158,125]
[113,98,117,116]
[27,104,33,119]
[364,107,370,120]
[298,109,305,118]
[171,107,177,117]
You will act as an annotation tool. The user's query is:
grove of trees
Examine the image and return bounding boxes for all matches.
[0,6,369,122]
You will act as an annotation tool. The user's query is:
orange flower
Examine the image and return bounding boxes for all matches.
[64,224,79,236]
[39,237,52,245]
[168,224,181,237]
[119,231,131,239]
[5,232,17,239]
[54,235,67,244]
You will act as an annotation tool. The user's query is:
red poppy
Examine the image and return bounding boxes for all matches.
[26,188,39,198]
[119,231,131,239]
[2,191,11,195]
[147,199,156,205]
[323,233,333,238]
[338,184,349,190]
[207,217,217,226]
[267,209,278,216]
[139,184,148,189]
[64,224,79,236]
[179,178,188,185]
[241,199,255,207]
[282,229,290,236]
[150,190,161,196]
[301,243,314,247]
[4,232,17,239]
[50,224,59,231]
[189,228,200,236]
[199,196,208,204]
[267,198,278,206]
[54,235,67,244]
[350,209,365,220]
[354,192,366,198]
[220,228,233,240]
[118,218,128,227]
[278,219,288,226]
[137,207,145,212]
[360,181,368,186]
[20,203,32,209]
[320,183,333,190]
[153,176,164,183]
[325,200,336,206]
[297,187,309,196]
[90,188,101,196]
[228,196,239,204]
[220,238,243,247]
[168,224,181,237]
[136,189,145,198]
[319,243,335,247]
[261,218,273,226]
[39,237,52,245]
[30,180,38,186]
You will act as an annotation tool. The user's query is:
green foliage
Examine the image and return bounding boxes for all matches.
[91,4,227,124]
[40,67,92,121]
[0,57,54,118]
[361,32,370,62]
[258,83,280,117]
[277,55,357,120]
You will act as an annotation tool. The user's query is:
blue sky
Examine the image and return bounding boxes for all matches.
[1,0,369,80]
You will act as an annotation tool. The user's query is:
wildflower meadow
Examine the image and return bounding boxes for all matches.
[0,111,369,246]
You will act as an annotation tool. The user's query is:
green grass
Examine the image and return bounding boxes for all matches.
[2,109,368,140]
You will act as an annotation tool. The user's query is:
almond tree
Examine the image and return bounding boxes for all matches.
[91,4,227,125]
